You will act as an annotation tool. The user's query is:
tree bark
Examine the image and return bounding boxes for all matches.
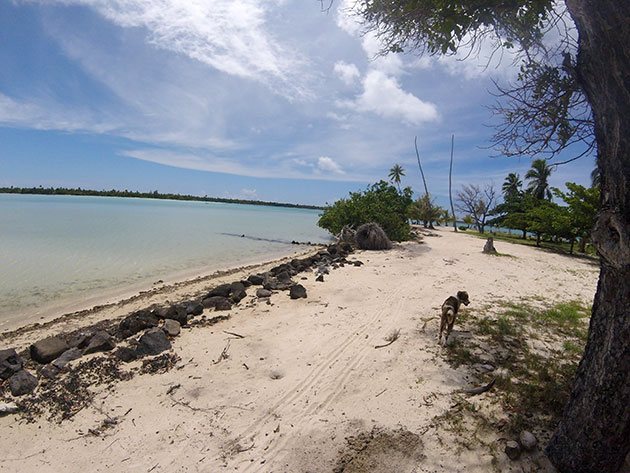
[546,1,630,472]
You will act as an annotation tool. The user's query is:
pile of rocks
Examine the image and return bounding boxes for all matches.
[0,241,358,415]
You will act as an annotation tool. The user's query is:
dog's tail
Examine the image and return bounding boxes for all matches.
[444,307,455,321]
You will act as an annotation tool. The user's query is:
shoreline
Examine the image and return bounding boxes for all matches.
[0,244,323,343]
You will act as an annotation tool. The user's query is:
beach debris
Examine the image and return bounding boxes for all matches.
[460,378,496,396]
[0,348,24,380]
[202,296,232,311]
[374,329,401,349]
[316,274,324,282]
[30,336,71,364]
[263,275,293,291]
[269,370,284,380]
[8,369,38,396]
[504,440,521,460]
[0,402,19,415]
[39,364,61,379]
[52,347,84,369]
[289,284,307,299]
[214,340,231,364]
[519,431,538,451]
[84,331,116,355]
[247,274,264,285]
[256,288,272,298]
[223,331,245,339]
[483,237,498,254]
[355,222,392,251]
[337,224,356,246]
[141,352,180,375]
[162,319,181,337]
[137,328,171,357]
[118,310,159,339]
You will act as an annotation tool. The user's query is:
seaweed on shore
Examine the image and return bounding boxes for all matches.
[16,356,133,423]
[141,352,180,375]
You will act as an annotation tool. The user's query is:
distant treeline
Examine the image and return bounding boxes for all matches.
[0,186,323,210]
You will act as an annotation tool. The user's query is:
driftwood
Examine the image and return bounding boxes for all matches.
[460,378,496,395]
[374,329,401,349]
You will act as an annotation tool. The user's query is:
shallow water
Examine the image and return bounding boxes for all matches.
[0,194,330,326]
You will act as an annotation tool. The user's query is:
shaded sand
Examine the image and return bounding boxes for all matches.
[0,228,600,472]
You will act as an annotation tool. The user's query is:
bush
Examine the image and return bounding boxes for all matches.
[355,222,392,250]
[318,181,413,241]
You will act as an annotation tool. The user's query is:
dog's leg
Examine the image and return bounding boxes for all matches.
[438,315,446,344]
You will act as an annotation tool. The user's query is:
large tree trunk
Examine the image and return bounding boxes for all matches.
[546,1,630,472]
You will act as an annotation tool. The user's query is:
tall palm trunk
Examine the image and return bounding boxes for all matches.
[546,1,630,471]
[414,136,434,229]
[449,134,458,232]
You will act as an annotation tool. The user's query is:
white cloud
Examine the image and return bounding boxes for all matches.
[27,0,310,98]
[240,188,257,198]
[339,71,438,125]
[317,156,344,174]
[333,61,360,85]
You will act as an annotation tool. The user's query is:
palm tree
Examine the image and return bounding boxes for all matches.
[502,172,522,201]
[525,159,553,200]
[388,164,405,192]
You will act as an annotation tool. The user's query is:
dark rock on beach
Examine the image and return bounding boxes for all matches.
[289,284,307,299]
[229,282,247,303]
[206,283,232,298]
[247,274,264,285]
[8,370,38,396]
[30,336,70,364]
[39,364,61,380]
[118,310,159,339]
[0,349,23,380]
[186,302,204,316]
[202,296,232,311]
[114,346,138,363]
[52,347,84,369]
[154,304,188,325]
[316,274,324,282]
[137,328,171,356]
[84,331,116,355]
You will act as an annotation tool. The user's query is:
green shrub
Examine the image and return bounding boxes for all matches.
[318,181,413,241]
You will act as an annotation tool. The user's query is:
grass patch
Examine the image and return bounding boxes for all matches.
[537,300,590,326]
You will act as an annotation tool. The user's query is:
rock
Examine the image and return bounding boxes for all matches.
[186,302,204,316]
[114,346,138,363]
[0,348,23,380]
[163,319,181,337]
[84,331,116,355]
[505,440,521,460]
[519,431,537,451]
[67,332,93,349]
[39,364,61,379]
[247,274,264,285]
[240,279,252,288]
[8,370,38,396]
[289,284,307,299]
[483,237,498,254]
[230,282,247,303]
[30,336,70,364]
[52,347,84,369]
[263,275,293,291]
[206,283,232,298]
[256,288,272,298]
[202,296,232,310]
[276,270,292,282]
[118,310,159,339]
[352,260,364,267]
[154,305,188,325]
[0,402,19,415]
[137,328,172,356]
[315,274,324,282]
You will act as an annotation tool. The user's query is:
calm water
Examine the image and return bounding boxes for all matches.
[0,194,330,327]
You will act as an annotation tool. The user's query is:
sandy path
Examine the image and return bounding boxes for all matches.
[0,229,599,472]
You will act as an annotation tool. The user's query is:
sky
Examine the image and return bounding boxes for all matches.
[0,0,595,207]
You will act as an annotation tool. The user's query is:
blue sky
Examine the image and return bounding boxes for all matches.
[0,0,594,206]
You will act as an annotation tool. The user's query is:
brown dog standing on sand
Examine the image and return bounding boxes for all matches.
[439,291,470,345]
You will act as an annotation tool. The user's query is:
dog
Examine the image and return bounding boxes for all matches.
[439,291,470,345]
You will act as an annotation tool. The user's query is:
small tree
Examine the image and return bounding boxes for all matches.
[554,182,600,253]
[408,194,444,228]
[318,181,413,241]
[456,184,497,234]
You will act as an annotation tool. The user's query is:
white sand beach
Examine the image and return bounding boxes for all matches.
[0,228,600,473]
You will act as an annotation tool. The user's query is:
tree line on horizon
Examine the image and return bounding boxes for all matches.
[0,186,323,210]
